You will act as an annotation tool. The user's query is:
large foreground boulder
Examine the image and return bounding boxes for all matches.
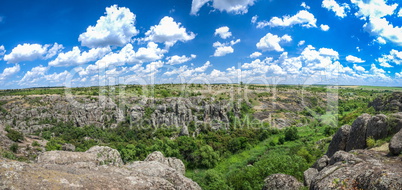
[389,112,402,134]
[144,151,186,175]
[345,113,371,151]
[1,146,201,190]
[303,168,318,187]
[366,114,388,140]
[262,174,303,190]
[389,128,402,155]
[307,150,402,190]
[37,146,123,167]
[326,125,351,157]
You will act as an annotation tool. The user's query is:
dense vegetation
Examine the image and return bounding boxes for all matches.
[1,84,400,189]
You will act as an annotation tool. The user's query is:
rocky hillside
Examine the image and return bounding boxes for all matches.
[0,85,327,134]
[0,146,201,189]
[369,92,402,112]
[262,110,402,189]
[0,95,234,134]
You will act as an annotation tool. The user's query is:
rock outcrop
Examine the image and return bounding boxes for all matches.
[144,151,186,175]
[326,125,350,157]
[345,113,371,151]
[312,155,329,171]
[0,96,233,134]
[366,114,388,140]
[389,128,402,155]
[326,113,402,155]
[369,92,402,112]
[262,174,303,190]
[37,146,123,167]
[0,147,200,189]
[307,150,402,190]
[303,168,318,187]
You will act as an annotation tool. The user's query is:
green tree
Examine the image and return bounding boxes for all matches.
[45,137,65,151]
[192,145,220,169]
[198,170,230,190]
[284,126,299,141]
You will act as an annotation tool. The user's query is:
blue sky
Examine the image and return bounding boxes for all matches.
[0,0,401,89]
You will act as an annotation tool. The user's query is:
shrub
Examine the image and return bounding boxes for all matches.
[10,143,19,153]
[284,126,299,141]
[366,136,375,148]
[6,128,24,142]
[32,141,41,147]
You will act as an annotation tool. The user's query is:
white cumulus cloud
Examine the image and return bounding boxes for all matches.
[351,0,401,45]
[346,55,365,63]
[191,0,256,15]
[19,65,49,84]
[377,49,402,67]
[301,2,310,9]
[298,40,306,46]
[0,64,20,81]
[353,64,367,73]
[214,26,232,39]
[256,33,292,52]
[351,0,398,19]
[49,46,111,67]
[213,39,240,57]
[4,43,61,63]
[320,24,330,31]
[251,15,258,23]
[78,5,139,48]
[256,10,317,28]
[166,54,196,65]
[363,17,402,45]
[322,0,350,18]
[319,48,339,59]
[144,16,195,48]
[249,52,262,58]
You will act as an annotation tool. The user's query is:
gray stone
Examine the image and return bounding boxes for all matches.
[329,150,363,165]
[310,149,402,190]
[262,174,303,190]
[303,168,318,187]
[389,128,402,155]
[312,155,329,171]
[179,125,189,136]
[62,143,75,151]
[85,146,123,166]
[144,151,186,175]
[326,125,351,157]
[3,146,201,190]
[388,112,402,135]
[366,114,388,140]
[345,113,371,151]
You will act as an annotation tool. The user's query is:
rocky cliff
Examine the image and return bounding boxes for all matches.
[0,146,201,189]
[0,95,235,134]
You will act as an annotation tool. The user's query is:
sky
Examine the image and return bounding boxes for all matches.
[0,0,401,89]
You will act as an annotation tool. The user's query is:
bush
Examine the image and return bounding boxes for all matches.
[45,138,65,151]
[366,136,375,148]
[32,141,41,147]
[196,170,230,190]
[192,145,220,169]
[323,125,338,136]
[284,126,299,141]
[10,143,19,153]
[6,128,24,142]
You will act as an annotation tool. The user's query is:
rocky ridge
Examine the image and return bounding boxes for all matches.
[0,146,201,189]
[0,96,235,134]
